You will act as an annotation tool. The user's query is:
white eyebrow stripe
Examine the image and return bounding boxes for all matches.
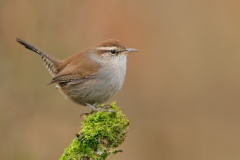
[96,46,118,50]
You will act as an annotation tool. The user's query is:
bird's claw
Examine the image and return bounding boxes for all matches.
[81,103,116,115]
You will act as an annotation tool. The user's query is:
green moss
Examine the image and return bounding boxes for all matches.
[59,102,130,160]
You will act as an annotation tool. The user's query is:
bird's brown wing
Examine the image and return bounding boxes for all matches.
[49,52,100,84]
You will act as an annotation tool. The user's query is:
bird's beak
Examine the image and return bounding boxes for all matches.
[126,48,138,53]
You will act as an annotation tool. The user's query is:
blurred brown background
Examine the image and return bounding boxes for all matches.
[1,0,240,160]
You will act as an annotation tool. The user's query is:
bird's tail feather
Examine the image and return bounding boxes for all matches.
[16,38,60,77]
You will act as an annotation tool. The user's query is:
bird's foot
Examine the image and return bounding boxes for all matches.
[80,103,115,117]
[85,103,99,112]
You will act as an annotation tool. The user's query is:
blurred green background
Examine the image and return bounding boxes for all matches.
[1,0,240,160]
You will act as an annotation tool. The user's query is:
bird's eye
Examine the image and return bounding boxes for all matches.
[110,50,117,54]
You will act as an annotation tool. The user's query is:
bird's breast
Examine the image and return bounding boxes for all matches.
[98,55,127,92]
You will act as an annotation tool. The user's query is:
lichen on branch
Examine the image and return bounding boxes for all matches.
[59,102,130,160]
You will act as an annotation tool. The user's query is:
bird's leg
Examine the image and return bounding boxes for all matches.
[85,103,98,112]
[85,103,116,113]
[80,103,97,117]
[80,103,117,117]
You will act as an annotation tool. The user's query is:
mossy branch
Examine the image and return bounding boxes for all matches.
[59,102,130,160]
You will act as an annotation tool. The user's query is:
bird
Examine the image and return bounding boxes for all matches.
[16,38,138,110]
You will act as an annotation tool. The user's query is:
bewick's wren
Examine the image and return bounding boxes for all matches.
[16,38,138,109]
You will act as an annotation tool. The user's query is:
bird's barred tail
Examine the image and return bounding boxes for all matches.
[16,38,60,77]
